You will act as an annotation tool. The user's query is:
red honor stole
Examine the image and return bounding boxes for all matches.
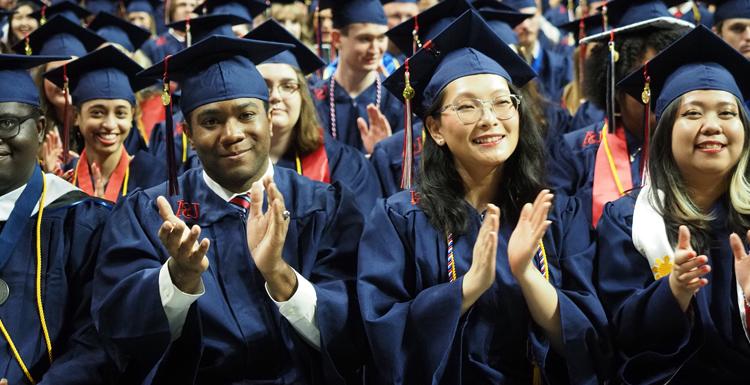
[75,148,130,202]
[592,122,633,227]
[297,130,331,183]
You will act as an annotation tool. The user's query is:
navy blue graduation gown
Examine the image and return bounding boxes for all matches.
[92,167,367,385]
[542,99,573,145]
[596,193,750,384]
[544,5,570,29]
[124,123,149,155]
[568,101,605,134]
[369,122,423,198]
[65,150,168,203]
[312,74,405,153]
[0,190,115,384]
[358,192,610,385]
[148,117,202,176]
[535,47,573,104]
[275,133,381,215]
[141,32,184,66]
[546,122,643,227]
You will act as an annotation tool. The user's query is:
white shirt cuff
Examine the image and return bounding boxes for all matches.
[265,269,321,349]
[159,260,204,341]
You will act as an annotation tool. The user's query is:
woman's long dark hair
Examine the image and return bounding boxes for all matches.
[417,83,547,235]
[649,96,750,252]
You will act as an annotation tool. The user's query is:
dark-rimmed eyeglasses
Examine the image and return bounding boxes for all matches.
[0,111,40,140]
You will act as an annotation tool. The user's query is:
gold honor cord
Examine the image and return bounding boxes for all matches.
[0,174,54,384]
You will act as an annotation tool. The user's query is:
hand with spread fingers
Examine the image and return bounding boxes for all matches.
[730,230,750,302]
[461,204,500,314]
[357,103,392,155]
[669,225,711,312]
[156,196,210,294]
[246,176,295,301]
[508,190,554,278]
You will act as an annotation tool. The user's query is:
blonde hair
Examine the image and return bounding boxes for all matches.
[294,69,323,154]
[271,3,313,46]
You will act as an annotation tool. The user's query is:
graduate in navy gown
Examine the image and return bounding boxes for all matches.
[44,45,167,203]
[92,35,368,385]
[140,0,198,65]
[597,26,750,384]
[249,19,381,214]
[504,0,573,104]
[146,14,253,178]
[547,0,692,228]
[709,0,750,60]
[381,0,419,66]
[0,54,116,385]
[360,11,610,385]
[312,0,405,154]
[370,0,570,198]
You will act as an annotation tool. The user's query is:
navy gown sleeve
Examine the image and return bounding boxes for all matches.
[530,196,612,385]
[304,181,369,384]
[357,197,465,385]
[596,197,697,385]
[38,199,118,385]
[327,139,381,215]
[547,131,586,196]
[91,192,177,381]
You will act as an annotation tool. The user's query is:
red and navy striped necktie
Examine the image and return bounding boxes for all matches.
[229,193,252,213]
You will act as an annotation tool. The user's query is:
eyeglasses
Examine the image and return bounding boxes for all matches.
[0,111,40,140]
[439,94,522,124]
[268,82,301,98]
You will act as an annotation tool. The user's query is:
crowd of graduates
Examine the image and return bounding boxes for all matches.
[2,0,750,384]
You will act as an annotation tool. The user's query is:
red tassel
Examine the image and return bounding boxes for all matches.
[162,56,180,196]
[62,64,70,164]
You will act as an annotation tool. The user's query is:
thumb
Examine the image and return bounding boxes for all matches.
[156,196,176,222]
[677,225,691,251]
[730,233,747,262]
[1,378,9,385]
[357,117,369,136]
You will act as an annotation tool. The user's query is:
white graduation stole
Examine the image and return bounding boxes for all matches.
[632,181,675,280]
[632,180,750,341]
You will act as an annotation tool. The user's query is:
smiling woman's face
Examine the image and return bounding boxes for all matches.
[671,89,746,184]
[426,73,520,174]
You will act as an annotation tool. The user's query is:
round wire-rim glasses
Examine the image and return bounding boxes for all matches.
[438,94,522,124]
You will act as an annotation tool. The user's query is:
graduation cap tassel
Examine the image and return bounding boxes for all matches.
[185,16,192,47]
[577,18,587,93]
[401,59,415,197]
[24,34,31,56]
[315,4,323,78]
[640,63,651,181]
[162,56,180,196]
[691,2,701,25]
[567,0,575,21]
[61,64,71,164]
[606,30,617,133]
[40,5,47,25]
[411,14,422,56]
